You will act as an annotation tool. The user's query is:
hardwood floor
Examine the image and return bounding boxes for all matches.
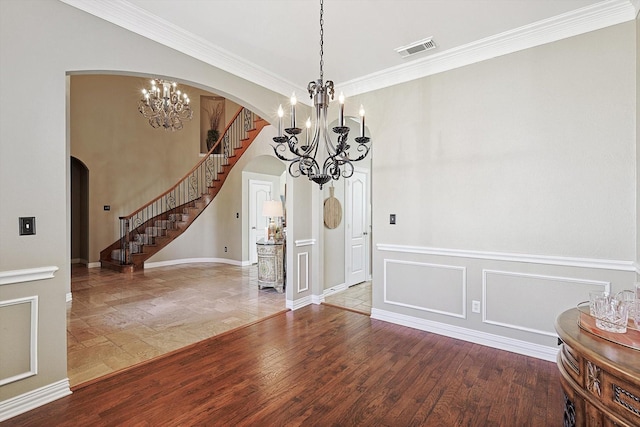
[7,304,563,426]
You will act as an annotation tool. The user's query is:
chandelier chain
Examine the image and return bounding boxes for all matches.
[272,0,371,189]
[319,0,324,82]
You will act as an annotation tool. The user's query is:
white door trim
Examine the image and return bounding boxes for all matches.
[249,179,273,264]
[344,167,370,287]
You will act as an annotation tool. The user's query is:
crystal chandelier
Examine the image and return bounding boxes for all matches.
[139,79,193,131]
[272,0,370,189]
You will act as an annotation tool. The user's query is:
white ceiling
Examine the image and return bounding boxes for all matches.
[62,0,638,101]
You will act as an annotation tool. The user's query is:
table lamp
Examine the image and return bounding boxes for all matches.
[262,200,284,241]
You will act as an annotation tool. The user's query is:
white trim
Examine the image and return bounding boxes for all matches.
[66,292,73,303]
[311,294,324,305]
[144,257,245,269]
[0,266,59,286]
[481,270,610,337]
[286,295,312,311]
[294,239,316,247]
[58,0,302,98]
[376,243,636,272]
[58,1,636,99]
[93,258,253,269]
[383,259,467,319]
[297,252,309,293]
[371,308,558,362]
[248,178,274,265]
[323,282,348,297]
[0,379,72,422]
[341,0,637,96]
[0,296,38,386]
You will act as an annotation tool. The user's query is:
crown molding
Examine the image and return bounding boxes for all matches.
[342,0,637,96]
[58,0,303,97]
[59,0,636,98]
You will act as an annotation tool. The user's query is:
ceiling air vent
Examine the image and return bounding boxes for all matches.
[395,37,437,58]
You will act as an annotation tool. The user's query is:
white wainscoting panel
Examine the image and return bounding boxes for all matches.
[482,269,610,337]
[384,259,466,318]
[297,252,309,293]
[0,296,38,386]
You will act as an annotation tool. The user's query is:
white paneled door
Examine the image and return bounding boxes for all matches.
[249,180,272,264]
[346,170,369,286]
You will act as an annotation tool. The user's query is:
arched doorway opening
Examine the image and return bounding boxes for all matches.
[70,156,89,265]
[242,155,286,264]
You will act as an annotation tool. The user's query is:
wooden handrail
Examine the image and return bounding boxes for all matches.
[123,106,246,218]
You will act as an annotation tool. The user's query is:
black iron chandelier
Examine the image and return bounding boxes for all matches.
[272,0,371,189]
[139,79,193,131]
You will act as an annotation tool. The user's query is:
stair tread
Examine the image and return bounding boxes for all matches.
[100,109,266,272]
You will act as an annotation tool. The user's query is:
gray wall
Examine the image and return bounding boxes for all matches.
[356,21,638,355]
[0,0,638,418]
[0,0,304,410]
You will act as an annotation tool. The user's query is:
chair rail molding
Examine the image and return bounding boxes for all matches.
[294,239,316,247]
[376,244,636,273]
[0,266,59,286]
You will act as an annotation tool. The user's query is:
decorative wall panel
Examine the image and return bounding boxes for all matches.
[384,259,466,318]
[0,296,38,386]
[297,252,309,293]
[483,269,609,336]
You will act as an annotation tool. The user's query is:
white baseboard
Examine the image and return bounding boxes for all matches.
[287,295,313,310]
[88,258,248,269]
[371,308,558,362]
[142,257,246,269]
[66,292,72,303]
[0,378,71,422]
[323,283,347,297]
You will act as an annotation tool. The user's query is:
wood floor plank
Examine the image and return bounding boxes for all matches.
[5,304,563,426]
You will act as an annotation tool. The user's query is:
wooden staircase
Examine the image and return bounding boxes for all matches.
[100,108,269,272]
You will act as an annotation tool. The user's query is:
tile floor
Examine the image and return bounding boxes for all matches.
[68,263,372,387]
[324,281,372,314]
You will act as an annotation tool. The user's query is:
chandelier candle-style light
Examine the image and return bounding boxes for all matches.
[139,79,193,131]
[272,0,371,189]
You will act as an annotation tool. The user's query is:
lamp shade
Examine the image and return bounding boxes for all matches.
[262,200,283,217]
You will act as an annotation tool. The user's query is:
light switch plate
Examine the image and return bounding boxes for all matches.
[19,217,36,235]
[390,214,396,225]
